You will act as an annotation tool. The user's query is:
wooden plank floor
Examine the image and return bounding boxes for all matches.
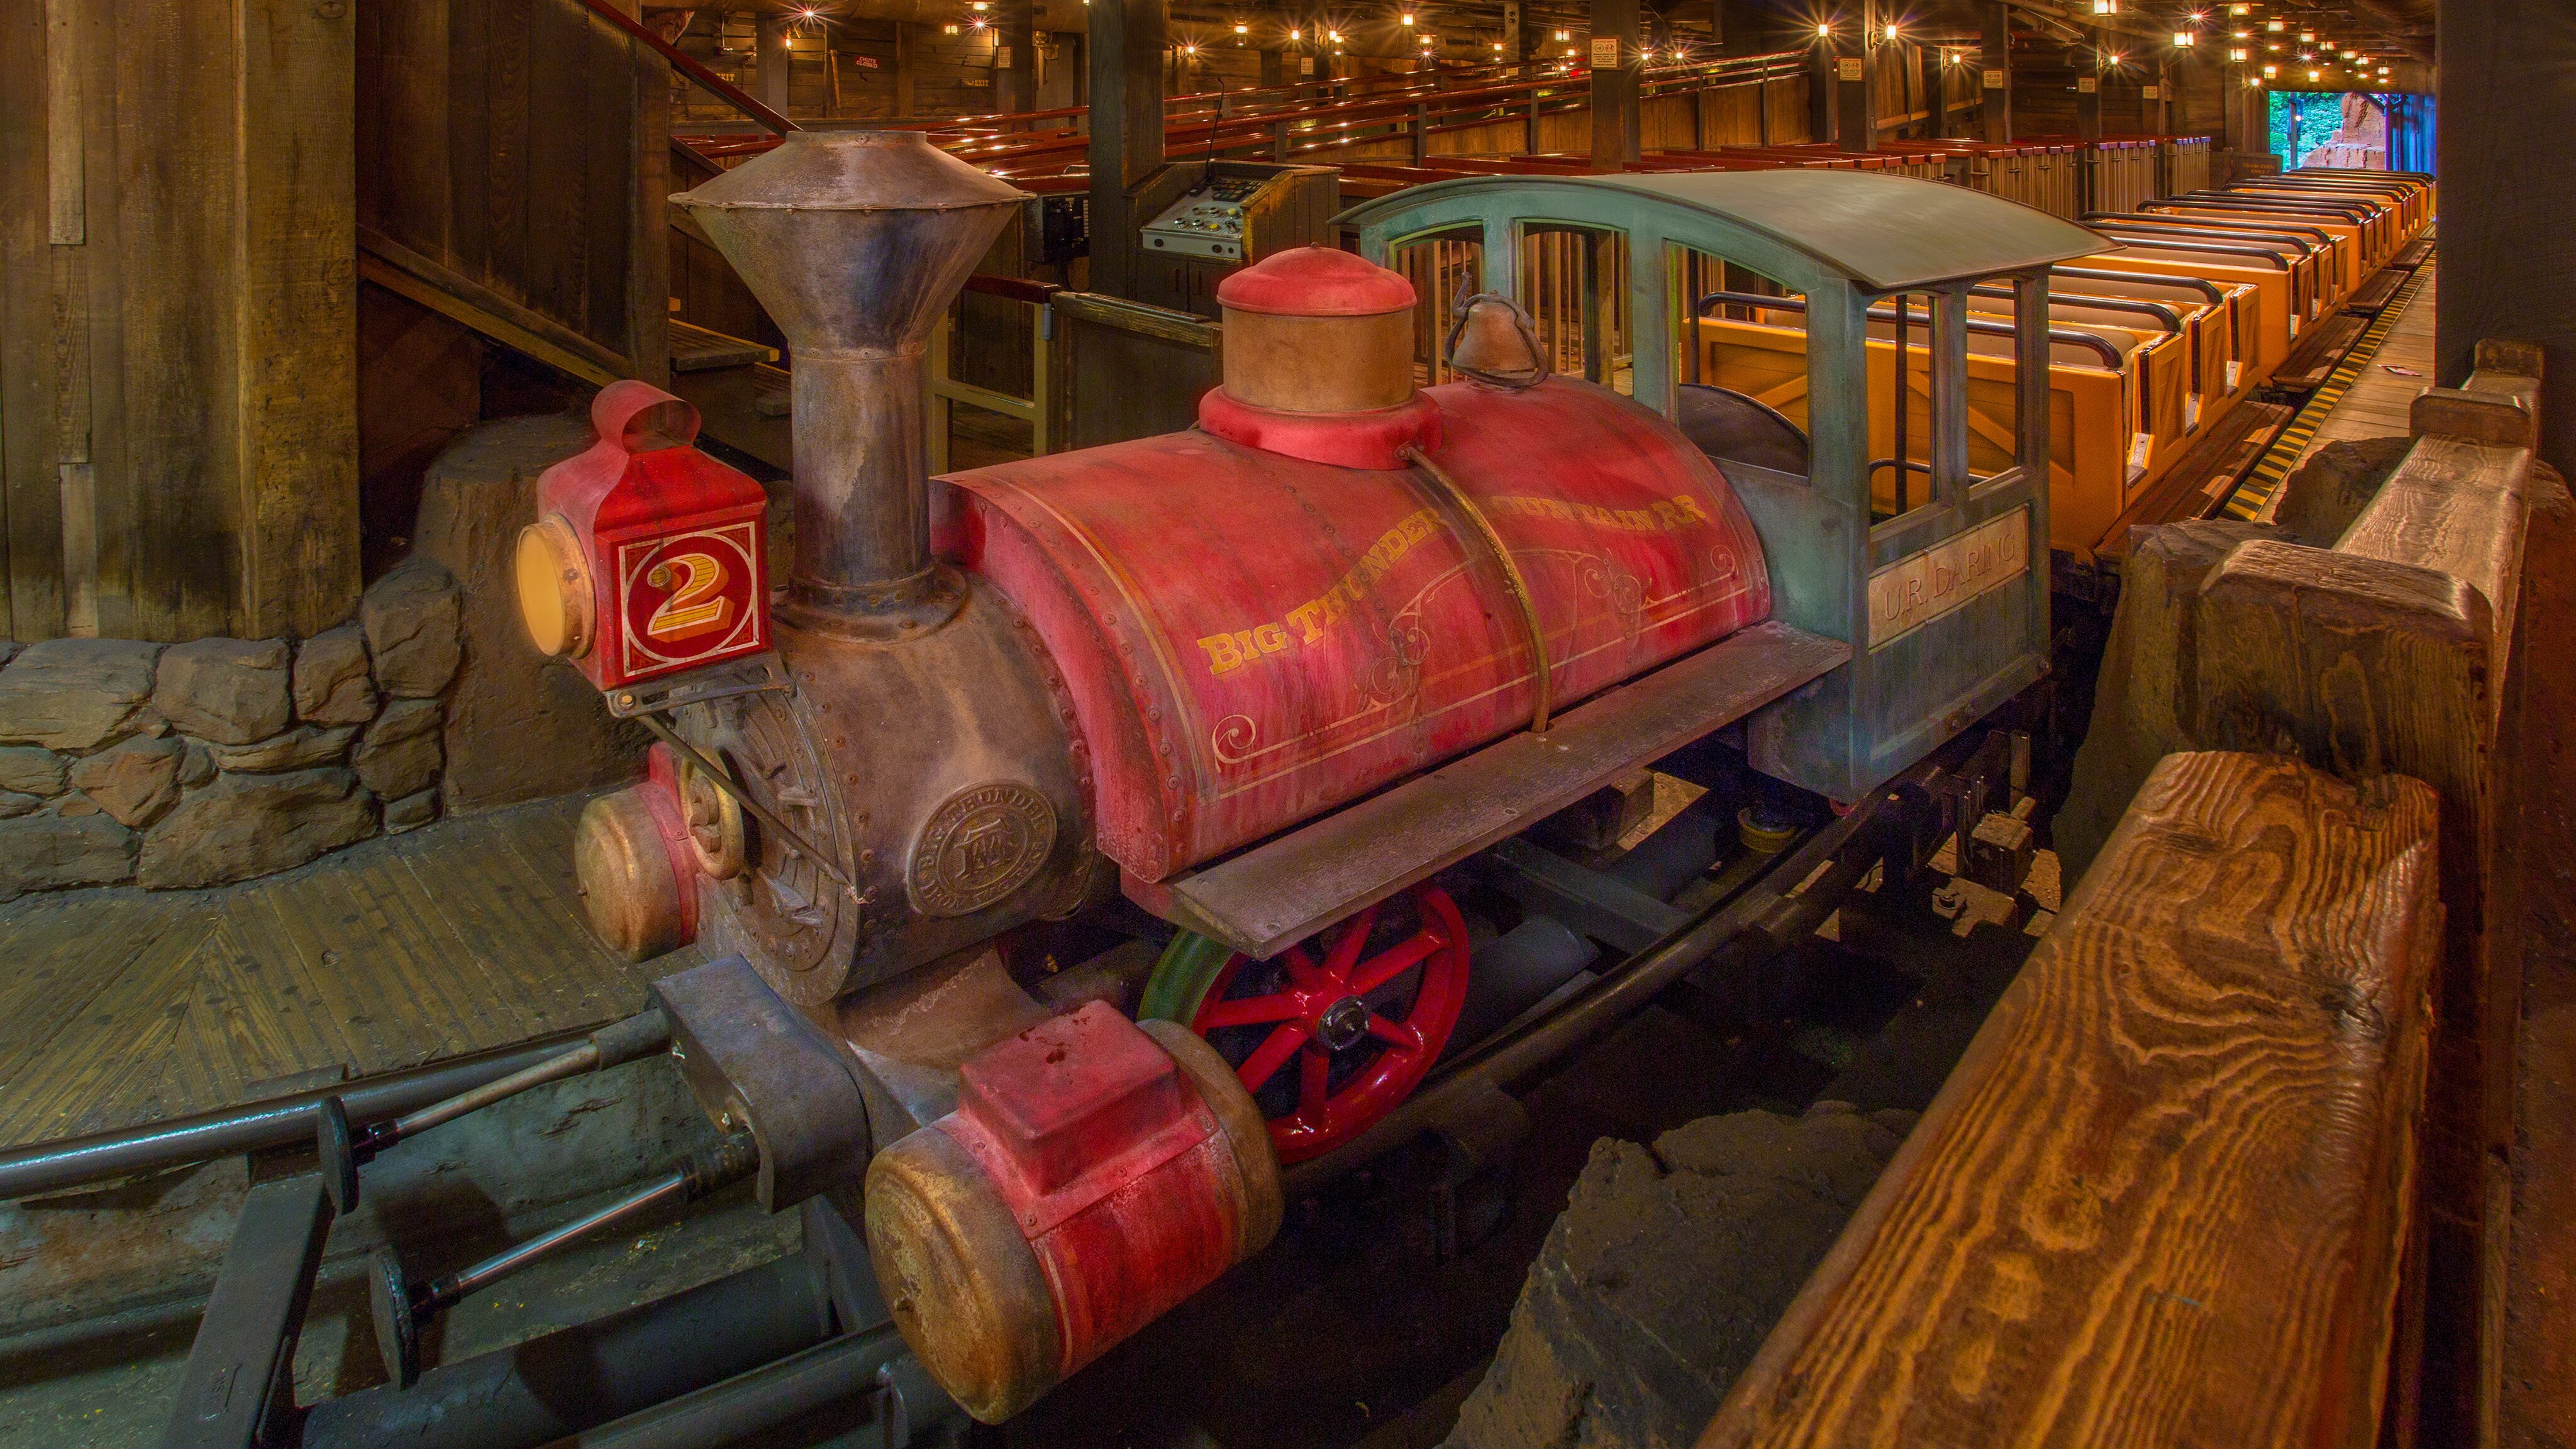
[2293,263,2438,467]
[0,793,702,1152]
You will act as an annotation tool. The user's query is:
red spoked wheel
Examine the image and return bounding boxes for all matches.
[1185,884,1472,1164]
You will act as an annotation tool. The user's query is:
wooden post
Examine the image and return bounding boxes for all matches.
[626,0,671,391]
[1410,101,1430,165]
[2438,0,2576,482]
[757,11,792,118]
[894,21,916,118]
[1087,0,1163,297]
[1588,0,1641,169]
[996,0,1035,114]
[1502,0,1524,62]
[1835,4,1872,151]
[1979,1,2011,142]
[1810,36,1835,143]
[1920,43,1945,138]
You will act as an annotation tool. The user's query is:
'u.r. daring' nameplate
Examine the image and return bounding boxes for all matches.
[1867,506,2028,649]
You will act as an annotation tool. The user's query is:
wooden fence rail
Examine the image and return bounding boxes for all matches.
[1713,340,2547,1448]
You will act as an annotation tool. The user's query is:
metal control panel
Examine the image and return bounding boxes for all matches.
[1140,176,1274,262]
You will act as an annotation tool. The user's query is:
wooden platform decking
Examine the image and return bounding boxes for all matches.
[2292,267,2439,467]
[2222,254,2437,521]
[0,793,699,1153]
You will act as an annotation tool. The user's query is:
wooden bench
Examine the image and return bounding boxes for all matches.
[1701,750,2441,1449]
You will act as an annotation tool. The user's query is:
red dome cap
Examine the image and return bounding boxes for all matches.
[1216,247,1417,318]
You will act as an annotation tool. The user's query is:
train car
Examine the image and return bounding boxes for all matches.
[513,137,2104,1423]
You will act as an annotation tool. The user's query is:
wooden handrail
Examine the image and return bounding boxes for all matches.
[564,0,799,136]
[673,50,1806,177]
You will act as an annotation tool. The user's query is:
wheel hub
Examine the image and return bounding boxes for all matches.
[1316,996,1372,1052]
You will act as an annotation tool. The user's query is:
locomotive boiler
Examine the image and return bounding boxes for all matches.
[515,132,2095,1421]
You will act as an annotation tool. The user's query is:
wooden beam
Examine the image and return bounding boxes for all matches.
[1703,749,2440,1449]
[360,225,633,388]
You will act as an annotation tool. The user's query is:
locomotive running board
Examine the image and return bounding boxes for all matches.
[1124,620,1851,958]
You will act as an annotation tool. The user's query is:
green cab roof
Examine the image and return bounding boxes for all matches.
[1339,169,2114,292]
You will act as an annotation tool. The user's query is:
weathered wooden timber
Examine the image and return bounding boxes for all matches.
[1700,750,2442,1449]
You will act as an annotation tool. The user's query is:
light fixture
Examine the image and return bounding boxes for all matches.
[1182,41,1198,53]
[1884,21,1899,40]
[2246,74,2262,87]
[1555,28,1570,41]
[1815,21,1830,37]
[2228,2,2249,12]
[2307,67,2319,80]
[2297,29,2312,41]
[1327,28,1341,42]
[1399,10,1413,24]
[2266,18,2284,30]
[2262,62,2275,75]
[1288,26,1299,39]
[2229,47,2247,60]
[2340,48,2357,58]
[2091,0,2116,13]
[943,22,960,33]
[2174,29,2195,46]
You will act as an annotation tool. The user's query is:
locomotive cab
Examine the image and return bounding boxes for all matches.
[523,135,2104,1424]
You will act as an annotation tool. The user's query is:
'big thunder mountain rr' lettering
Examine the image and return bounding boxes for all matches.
[1194,494,1717,675]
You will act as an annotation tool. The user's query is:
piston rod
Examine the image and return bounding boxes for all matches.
[350,1008,670,1161]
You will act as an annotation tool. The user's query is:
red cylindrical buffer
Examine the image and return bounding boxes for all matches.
[863,1002,1284,1422]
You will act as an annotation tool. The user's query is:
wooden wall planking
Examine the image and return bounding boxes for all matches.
[358,0,670,389]
[0,0,362,643]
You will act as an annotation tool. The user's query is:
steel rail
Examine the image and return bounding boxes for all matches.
[0,1031,592,1202]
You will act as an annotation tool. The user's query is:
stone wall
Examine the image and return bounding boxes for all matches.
[0,558,464,900]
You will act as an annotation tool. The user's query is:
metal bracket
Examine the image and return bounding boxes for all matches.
[604,650,791,719]
[652,956,874,1211]
[159,1176,334,1449]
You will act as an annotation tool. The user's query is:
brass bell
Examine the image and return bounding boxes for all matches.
[1443,292,1550,391]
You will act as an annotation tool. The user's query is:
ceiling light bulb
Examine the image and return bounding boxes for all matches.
[2174,29,2194,45]
[1400,11,1413,24]
[1884,21,1899,40]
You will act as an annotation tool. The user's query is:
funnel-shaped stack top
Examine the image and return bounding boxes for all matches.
[674,131,1026,354]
